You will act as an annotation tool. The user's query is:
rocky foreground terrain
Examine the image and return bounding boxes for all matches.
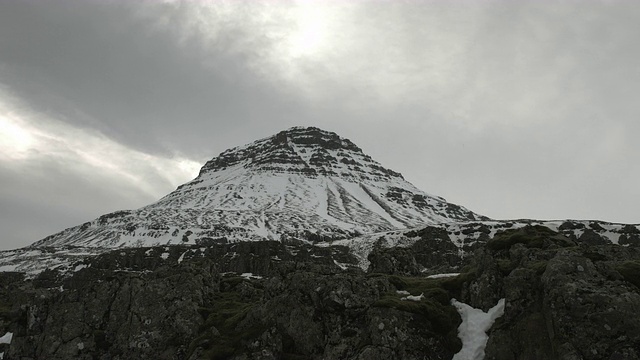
[1,225,639,360]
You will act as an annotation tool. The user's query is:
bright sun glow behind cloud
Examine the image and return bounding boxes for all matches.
[0,115,35,159]
[0,89,201,199]
[137,0,348,83]
[287,1,331,58]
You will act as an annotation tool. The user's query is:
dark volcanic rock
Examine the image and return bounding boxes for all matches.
[460,227,640,360]
[0,242,464,360]
[3,225,640,359]
[198,127,401,180]
[367,227,465,276]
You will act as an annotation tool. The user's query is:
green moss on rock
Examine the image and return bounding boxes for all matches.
[487,225,575,251]
[615,260,640,289]
[0,303,10,319]
[189,277,264,359]
[372,272,476,352]
[525,260,548,275]
[497,259,517,276]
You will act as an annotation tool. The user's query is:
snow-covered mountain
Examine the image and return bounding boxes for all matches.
[33,126,487,248]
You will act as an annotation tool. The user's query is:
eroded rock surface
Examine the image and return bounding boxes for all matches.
[1,226,639,359]
[464,226,640,360]
[0,242,463,360]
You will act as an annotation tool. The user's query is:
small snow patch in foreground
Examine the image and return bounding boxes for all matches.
[451,298,505,360]
[240,273,263,280]
[0,332,13,344]
[426,273,460,279]
[160,253,170,260]
[177,251,188,264]
[333,259,349,270]
[396,290,410,295]
[0,264,18,272]
[401,293,424,302]
[74,264,89,272]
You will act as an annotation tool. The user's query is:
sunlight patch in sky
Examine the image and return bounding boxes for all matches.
[0,115,34,159]
[0,90,201,199]
[286,1,332,58]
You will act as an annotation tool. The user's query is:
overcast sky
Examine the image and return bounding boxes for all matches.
[1,0,639,250]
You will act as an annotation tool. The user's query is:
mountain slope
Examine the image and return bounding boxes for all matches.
[32,127,487,248]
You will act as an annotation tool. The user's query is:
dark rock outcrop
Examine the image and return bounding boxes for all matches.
[461,226,640,360]
[2,226,640,359]
[367,227,466,276]
[0,242,465,360]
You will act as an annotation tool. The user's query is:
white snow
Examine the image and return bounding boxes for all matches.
[328,229,423,270]
[336,180,405,228]
[0,264,17,272]
[401,293,424,302]
[177,251,188,264]
[333,259,349,270]
[73,264,89,272]
[240,273,263,280]
[4,210,636,277]
[0,332,13,344]
[601,230,621,244]
[427,273,460,279]
[451,298,505,360]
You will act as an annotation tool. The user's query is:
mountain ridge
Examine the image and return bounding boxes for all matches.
[31,126,487,248]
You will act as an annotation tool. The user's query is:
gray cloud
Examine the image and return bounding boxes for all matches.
[1,0,638,249]
[0,0,310,158]
[0,159,155,250]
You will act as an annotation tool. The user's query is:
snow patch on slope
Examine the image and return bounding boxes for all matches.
[0,332,13,344]
[451,298,505,360]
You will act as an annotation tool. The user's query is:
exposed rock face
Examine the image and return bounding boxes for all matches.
[367,227,463,276]
[198,127,401,180]
[461,226,640,360]
[2,226,639,359]
[0,242,462,360]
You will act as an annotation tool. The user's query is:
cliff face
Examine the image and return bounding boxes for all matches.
[1,226,639,360]
[0,242,461,360]
[464,226,640,360]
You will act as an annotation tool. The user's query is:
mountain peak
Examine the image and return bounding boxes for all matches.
[32,126,488,248]
[198,127,403,181]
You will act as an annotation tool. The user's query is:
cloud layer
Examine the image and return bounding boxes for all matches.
[0,86,200,249]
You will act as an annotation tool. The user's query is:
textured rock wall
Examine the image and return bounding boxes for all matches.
[462,226,640,360]
[2,227,639,359]
[0,242,463,360]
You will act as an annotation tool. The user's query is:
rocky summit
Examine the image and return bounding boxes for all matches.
[0,127,639,360]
